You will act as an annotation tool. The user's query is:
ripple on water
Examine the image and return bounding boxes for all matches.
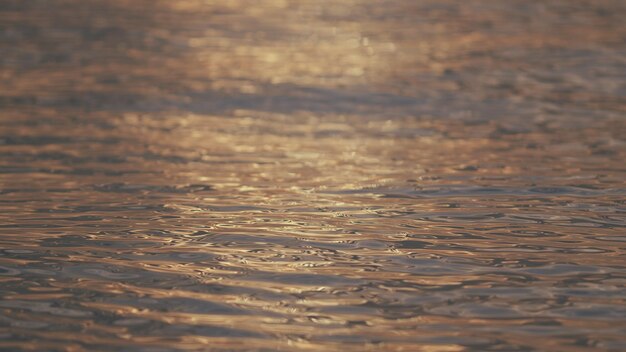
[0,0,625,351]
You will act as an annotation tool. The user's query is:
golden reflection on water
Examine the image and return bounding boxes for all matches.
[1,0,625,351]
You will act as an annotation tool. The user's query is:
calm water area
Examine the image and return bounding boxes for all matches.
[0,1,625,351]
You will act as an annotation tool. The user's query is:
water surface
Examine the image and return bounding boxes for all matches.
[0,1,625,351]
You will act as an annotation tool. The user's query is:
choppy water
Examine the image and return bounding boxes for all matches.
[1,1,625,351]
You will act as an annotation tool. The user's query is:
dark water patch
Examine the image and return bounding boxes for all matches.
[93,183,213,194]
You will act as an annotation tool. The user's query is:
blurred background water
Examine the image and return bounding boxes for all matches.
[0,1,625,351]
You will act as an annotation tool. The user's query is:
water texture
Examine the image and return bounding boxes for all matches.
[0,1,625,351]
